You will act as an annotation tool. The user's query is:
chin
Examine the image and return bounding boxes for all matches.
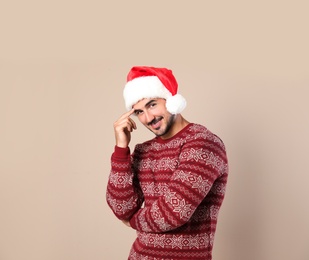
[155,128,169,137]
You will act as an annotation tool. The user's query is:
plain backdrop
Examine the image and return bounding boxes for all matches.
[1,1,308,260]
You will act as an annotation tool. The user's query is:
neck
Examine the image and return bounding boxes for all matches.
[160,114,190,140]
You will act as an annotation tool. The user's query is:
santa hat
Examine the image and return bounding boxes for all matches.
[123,66,187,114]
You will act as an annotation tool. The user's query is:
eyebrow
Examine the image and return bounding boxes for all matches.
[145,99,157,107]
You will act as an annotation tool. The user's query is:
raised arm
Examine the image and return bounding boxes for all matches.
[106,110,143,220]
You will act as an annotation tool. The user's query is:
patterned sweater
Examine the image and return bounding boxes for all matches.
[106,123,228,260]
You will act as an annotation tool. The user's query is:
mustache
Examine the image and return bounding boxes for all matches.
[147,117,163,126]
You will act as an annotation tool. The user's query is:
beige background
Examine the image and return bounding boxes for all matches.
[1,1,308,260]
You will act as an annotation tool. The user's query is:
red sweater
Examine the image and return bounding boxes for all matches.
[106,123,228,260]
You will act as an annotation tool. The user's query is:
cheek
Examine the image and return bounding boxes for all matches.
[137,114,147,124]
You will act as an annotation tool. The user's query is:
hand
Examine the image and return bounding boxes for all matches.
[122,219,131,227]
[113,109,137,148]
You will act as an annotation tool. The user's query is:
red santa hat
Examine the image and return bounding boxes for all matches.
[123,66,187,114]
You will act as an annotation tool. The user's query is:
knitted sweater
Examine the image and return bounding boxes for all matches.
[106,123,228,260]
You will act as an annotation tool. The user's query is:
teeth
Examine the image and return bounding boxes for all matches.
[149,117,162,127]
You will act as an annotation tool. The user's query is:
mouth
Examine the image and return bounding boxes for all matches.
[148,117,163,129]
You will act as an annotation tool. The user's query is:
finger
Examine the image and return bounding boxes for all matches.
[119,108,135,120]
[115,115,135,128]
[115,118,135,133]
[128,117,137,130]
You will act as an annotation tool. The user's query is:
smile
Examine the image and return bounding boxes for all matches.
[149,117,163,129]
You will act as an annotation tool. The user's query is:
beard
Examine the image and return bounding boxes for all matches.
[147,114,175,137]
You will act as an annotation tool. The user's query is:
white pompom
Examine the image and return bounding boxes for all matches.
[166,94,187,114]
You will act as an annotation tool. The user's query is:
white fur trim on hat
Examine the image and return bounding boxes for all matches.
[123,76,172,110]
[123,75,187,114]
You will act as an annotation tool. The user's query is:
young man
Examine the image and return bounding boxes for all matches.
[106,66,228,260]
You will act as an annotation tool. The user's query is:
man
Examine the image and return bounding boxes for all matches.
[106,66,228,260]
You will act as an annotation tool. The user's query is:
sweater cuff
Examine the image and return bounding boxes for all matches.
[112,146,131,160]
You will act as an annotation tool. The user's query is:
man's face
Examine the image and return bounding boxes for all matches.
[132,98,175,139]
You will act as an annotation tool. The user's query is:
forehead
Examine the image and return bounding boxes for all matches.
[133,98,165,109]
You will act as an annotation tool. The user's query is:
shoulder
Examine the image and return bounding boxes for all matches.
[185,123,226,151]
[185,123,212,140]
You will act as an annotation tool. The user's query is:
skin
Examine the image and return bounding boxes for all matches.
[113,98,190,227]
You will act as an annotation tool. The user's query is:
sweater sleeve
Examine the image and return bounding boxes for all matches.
[106,146,144,220]
[129,136,228,233]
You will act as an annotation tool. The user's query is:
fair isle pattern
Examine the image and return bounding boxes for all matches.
[129,241,212,260]
[172,170,212,194]
[106,193,137,216]
[137,232,210,249]
[142,182,169,196]
[137,157,179,171]
[109,172,132,188]
[106,123,228,260]
[150,201,174,231]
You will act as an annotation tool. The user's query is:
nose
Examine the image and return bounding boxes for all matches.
[144,110,155,124]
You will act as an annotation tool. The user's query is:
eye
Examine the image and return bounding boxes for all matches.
[149,102,157,108]
[134,110,143,116]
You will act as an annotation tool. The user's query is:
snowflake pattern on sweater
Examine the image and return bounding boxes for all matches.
[106,123,228,260]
